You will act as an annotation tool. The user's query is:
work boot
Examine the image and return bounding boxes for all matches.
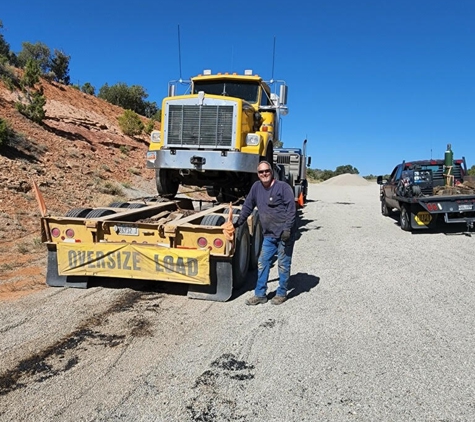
[271,295,287,305]
[245,295,268,306]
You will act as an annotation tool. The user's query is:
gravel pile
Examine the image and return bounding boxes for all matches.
[320,173,373,186]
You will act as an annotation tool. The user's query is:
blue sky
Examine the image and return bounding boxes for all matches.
[2,0,475,176]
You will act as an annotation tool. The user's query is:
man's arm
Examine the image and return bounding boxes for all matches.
[282,183,296,232]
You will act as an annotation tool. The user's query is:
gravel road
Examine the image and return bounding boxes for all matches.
[1,181,474,421]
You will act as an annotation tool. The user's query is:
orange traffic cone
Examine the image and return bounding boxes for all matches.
[298,192,304,208]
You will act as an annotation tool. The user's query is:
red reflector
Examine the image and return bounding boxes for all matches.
[51,228,60,238]
[197,237,208,248]
[213,238,224,248]
[65,228,75,238]
[262,126,268,132]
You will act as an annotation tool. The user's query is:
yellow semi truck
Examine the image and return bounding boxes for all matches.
[146,69,288,202]
[41,198,262,301]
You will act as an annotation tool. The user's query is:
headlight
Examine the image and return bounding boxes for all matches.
[246,134,260,146]
[150,130,161,143]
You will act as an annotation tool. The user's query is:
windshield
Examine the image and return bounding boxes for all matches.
[192,81,260,103]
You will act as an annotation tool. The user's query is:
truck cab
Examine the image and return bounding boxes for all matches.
[146,70,289,202]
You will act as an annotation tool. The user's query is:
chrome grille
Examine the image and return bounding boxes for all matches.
[167,105,234,147]
[275,155,291,164]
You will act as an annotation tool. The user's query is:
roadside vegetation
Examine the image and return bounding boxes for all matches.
[0,19,159,136]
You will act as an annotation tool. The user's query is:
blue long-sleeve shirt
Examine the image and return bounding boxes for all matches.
[236,180,296,239]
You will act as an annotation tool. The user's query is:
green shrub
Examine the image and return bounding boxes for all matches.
[99,182,124,196]
[16,91,46,124]
[144,119,156,135]
[118,109,144,136]
[1,74,15,91]
[0,117,13,147]
[20,58,41,88]
[119,145,130,155]
[81,82,95,95]
[128,167,141,175]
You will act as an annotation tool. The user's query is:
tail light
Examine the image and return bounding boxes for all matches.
[213,238,224,248]
[197,237,208,248]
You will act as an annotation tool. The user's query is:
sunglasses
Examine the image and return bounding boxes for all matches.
[258,169,271,174]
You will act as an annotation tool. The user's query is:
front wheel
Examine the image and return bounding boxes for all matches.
[156,169,179,198]
[400,204,411,231]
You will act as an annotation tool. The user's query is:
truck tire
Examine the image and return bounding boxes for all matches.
[223,207,241,215]
[381,198,391,216]
[85,209,116,218]
[232,221,250,289]
[108,202,130,208]
[65,208,93,218]
[249,209,262,270]
[156,169,179,198]
[127,203,146,209]
[206,186,218,198]
[201,214,226,226]
[198,213,249,289]
[400,204,411,231]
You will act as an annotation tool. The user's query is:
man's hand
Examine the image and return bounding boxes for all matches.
[281,230,291,242]
[221,221,235,241]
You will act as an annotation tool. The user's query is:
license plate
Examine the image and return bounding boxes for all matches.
[114,224,139,236]
[459,204,473,211]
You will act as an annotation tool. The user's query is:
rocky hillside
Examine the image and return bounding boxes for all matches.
[0,73,159,298]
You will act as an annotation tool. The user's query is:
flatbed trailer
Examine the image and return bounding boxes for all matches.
[390,192,475,231]
[40,198,262,302]
[378,154,475,232]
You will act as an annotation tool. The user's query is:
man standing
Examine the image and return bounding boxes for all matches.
[234,161,296,305]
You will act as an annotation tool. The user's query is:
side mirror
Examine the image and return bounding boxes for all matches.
[376,176,385,185]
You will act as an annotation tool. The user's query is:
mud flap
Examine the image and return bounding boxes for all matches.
[46,249,88,289]
[410,205,438,230]
[187,259,232,302]
[46,249,67,287]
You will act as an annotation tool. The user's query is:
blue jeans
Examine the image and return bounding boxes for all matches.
[255,236,294,298]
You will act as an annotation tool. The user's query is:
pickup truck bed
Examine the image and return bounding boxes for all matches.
[378,159,475,232]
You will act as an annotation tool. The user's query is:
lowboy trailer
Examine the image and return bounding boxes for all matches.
[40,198,262,302]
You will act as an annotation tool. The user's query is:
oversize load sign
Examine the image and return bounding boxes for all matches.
[57,243,210,285]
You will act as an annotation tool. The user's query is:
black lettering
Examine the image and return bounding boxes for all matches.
[175,257,185,275]
[163,255,174,273]
[107,254,115,269]
[116,251,121,269]
[132,252,140,271]
[187,258,198,276]
[78,251,86,266]
[154,254,164,272]
[123,251,131,270]
[87,251,95,268]
[68,250,77,268]
[96,251,105,268]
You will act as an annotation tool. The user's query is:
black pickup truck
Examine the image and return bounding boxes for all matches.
[377,158,475,232]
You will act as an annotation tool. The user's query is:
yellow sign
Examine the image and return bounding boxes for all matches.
[415,211,432,226]
[57,242,210,285]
